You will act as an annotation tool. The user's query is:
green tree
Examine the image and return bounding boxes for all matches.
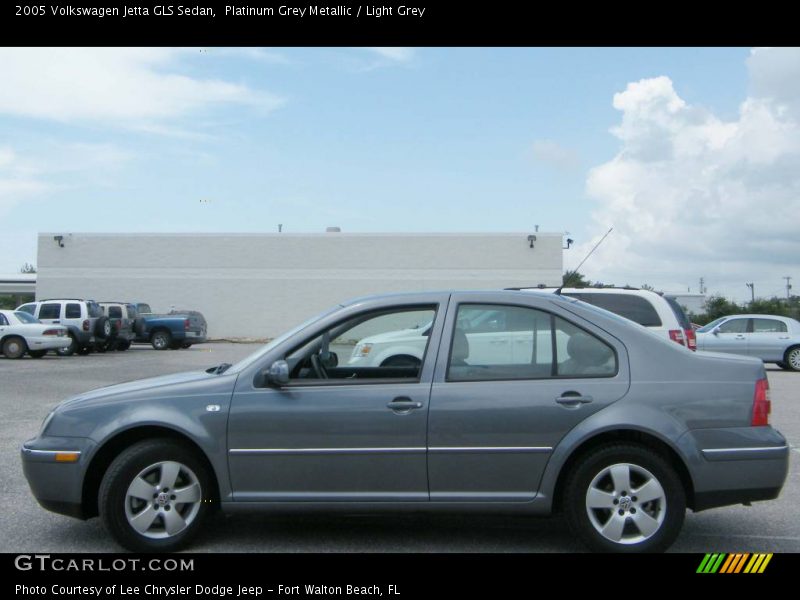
[562,270,591,287]
[20,262,36,273]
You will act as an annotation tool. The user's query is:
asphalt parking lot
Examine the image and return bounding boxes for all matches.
[1,344,797,553]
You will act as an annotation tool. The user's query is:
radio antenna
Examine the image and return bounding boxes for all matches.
[555,227,614,295]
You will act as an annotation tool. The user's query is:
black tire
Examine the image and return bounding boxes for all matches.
[783,346,800,372]
[169,341,182,350]
[95,344,108,353]
[99,439,214,552]
[181,342,192,349]
[151,330,172,351]
[77,346,92,356]
[95,317,112,340]
[563,443,686,553]
[56,335,77,357]
[29,350,47,358]
[2,336,28,359]
[116,340,131,351]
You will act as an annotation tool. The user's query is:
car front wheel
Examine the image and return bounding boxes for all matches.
[99,439,213,552]
[564,443,685,552]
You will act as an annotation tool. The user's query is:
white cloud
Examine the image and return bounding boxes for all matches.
[0,146,51,217]
[576,54,800,301]
[0,48,284,125]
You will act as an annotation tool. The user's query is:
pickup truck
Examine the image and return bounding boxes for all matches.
[132,303,208,350]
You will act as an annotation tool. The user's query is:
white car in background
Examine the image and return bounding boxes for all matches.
[0,309,70,359]
[696,314,800,371]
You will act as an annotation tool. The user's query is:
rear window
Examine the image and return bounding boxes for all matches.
[14,311,38,324]
[87,302,103,318]
[17,304,35,315]
[664,296,691,329]
[39,303,61,320]
[108,306,123,319]
[564,293,663,327]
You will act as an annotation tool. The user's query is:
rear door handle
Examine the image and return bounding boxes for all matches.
[556,393,593,407]
[387,397,423,412]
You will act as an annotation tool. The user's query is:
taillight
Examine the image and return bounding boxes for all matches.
[184,318,191,330]
[668,329,686,346]
[42,329,61,336]
[752,378,771,426]
[82,319,90,331]
[115,321,121,330]
[685,328,697,351]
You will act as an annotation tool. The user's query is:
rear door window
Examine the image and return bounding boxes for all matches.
[108,306,123,319]
[65,303,82,319]
[39,303,61,320]
[751,319,787,333]
[565,293,662,327]
[664,296,691,329]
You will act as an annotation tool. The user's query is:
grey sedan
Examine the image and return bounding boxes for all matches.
[696,314,800,371]
[21,291,789,552]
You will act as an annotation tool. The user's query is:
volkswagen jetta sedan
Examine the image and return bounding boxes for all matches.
[21,291,789,552]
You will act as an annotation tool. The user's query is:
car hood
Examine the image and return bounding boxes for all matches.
[58,370,219,409]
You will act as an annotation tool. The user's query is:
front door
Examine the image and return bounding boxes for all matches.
[427,295,630,501]
[703,317,750,356]
[227,303,442,502]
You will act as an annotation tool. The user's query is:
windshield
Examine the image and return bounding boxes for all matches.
[14,311,39,324]
[225,305,341,375]
[697,317,727,333]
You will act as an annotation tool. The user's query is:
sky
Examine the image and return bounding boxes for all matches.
[0,47,797,302]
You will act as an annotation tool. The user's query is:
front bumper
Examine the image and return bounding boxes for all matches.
[21,436,95,520]
[678,426,790,511]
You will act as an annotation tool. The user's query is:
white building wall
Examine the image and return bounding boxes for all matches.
[37,232,563,339]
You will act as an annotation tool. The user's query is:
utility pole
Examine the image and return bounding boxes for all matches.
[785,276,793,299]
[746,283,754,304]
[699,277,706,295]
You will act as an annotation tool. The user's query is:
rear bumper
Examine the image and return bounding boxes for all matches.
[678,426,790,511]
[26,335,71,351]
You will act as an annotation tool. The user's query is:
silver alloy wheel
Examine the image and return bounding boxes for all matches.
[124,461,202,539]
[103,320,112,337]
[4,338,24,358]
[585,462,666,545]
[152,332,169,350]
[788,348,800,370]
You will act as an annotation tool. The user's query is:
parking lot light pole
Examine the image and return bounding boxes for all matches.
[746,283,755,304]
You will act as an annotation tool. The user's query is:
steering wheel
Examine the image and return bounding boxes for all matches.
[310,353,329,379]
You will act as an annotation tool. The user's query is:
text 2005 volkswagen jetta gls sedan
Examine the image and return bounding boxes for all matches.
[22,291,789,552]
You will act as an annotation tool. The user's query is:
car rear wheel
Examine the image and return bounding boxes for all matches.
[56,335,77,357]
[116,340,131,351]
[151,331,171,350]
[2,336,28,359]
[99,439,213,552]
[29,350,47,358]
[564,443,685,552]
[784,347,800,372]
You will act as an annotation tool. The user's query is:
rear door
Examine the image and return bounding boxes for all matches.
[748,318,790,361]
[427,292,630,501]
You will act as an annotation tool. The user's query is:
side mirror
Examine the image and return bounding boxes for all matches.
[712,327,720,336]
[266,360,290,386]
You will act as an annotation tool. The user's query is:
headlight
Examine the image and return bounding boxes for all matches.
[39,410,56,436]
[355,343,373,357]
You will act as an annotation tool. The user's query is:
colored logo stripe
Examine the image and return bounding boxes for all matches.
[698,553,773,574]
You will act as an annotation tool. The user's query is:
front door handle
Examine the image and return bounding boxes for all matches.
[387,397,423,412]
[556,392,593,407]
